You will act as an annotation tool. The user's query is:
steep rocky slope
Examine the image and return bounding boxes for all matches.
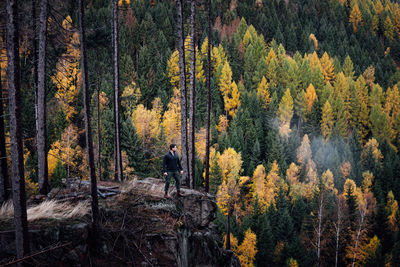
[0,178,239,266]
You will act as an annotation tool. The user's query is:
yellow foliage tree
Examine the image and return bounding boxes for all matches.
[309,33,318,51]
[237,229,258,267]
[384,85,400,141]
[286,162,303,202]
[362,171,374,193]
[218,148,242,183]
[121,81,141,117]
[320,52,336,84]
[167,36,205,88]
[265,48,278,65]
[162,89,181,146]
[321,169,335,193]
[216,115,229,133]
[252,164,268,210]
[287,258,299,267]
[224,233,239,251]
[305,84,317,112]
[309,51,322,71]
[48,124,84,178]
[219,61,240,117]
[343,178,358,200]
[194,127,208,162]
[132,100,161,147]
[375,0,384,16]
[384,16,395,41]
[51,16,81,122]
[265,160,282,206]
[257,76,271,109]
[349,4,363,32]
[277,89,293,138]
[216,148,243,217]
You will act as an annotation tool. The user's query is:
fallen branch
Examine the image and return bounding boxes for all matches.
[2,242,73,266]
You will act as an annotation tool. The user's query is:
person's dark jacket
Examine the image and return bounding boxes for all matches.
[162,151,183,173]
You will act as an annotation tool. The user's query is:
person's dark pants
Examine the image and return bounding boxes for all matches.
[165,171,181,193]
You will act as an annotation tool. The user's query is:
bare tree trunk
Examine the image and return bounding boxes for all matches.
[177,0,188,185]
[204,0,211,193]
[351,207,366,267]
[316,194,324,265]
[188,0,196,189]
[97,80,101,181]
[37,0,49,195]
[112,0,123,181]
[334,195,344,267]
[32,0,38,145]
[0,63,9,204]
[6,0,30,258]
[79,0,99,231]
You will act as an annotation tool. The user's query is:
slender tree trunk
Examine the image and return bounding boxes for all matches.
[204,0,211,193]
[177,0,188,186]
[188,0,196,189]
[226,201,231,250]
[79,0,99,231]
[97,81,101,181]
[334,196,344,267]
[6,0,30,258]
[112,0,123,181]
[351,208,366,267]
[316,194,324,266]
[37,0,49,195]
[0,64,9,204]
[32,0,38,143]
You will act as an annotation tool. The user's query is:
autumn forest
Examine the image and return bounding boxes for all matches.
[1,0,400,265]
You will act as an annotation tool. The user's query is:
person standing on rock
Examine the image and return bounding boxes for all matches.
[163,144,184,198]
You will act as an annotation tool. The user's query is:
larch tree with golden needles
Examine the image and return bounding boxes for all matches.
[216,148,242,250]
[309,33,318,51]
[349,4,363,32]
[305,83,317,112]
[257,76,270,109]
[344,177,377,267]
[237,228,258,267]
[384,16,395,41]
[384,85,400,141]
[51,17,81,122]
[277,88,294,138]
[132,101,161,149]
[265,160,281,206]
[162,89,182,146]
[375,0,384,16]
[334,72,352,127]
[286,162,302,202]
[219,61,240,117]
[251,164,268,210]
[320,52,335,84]
[48,125,84,179]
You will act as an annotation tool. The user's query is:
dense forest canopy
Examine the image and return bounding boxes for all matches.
[1,0,400,265]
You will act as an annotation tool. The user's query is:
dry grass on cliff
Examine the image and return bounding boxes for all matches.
[0,200,89,222]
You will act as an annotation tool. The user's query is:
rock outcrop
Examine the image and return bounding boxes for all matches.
[0,178,239,267]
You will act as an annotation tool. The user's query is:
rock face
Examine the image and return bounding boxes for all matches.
[0,178,240,267]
